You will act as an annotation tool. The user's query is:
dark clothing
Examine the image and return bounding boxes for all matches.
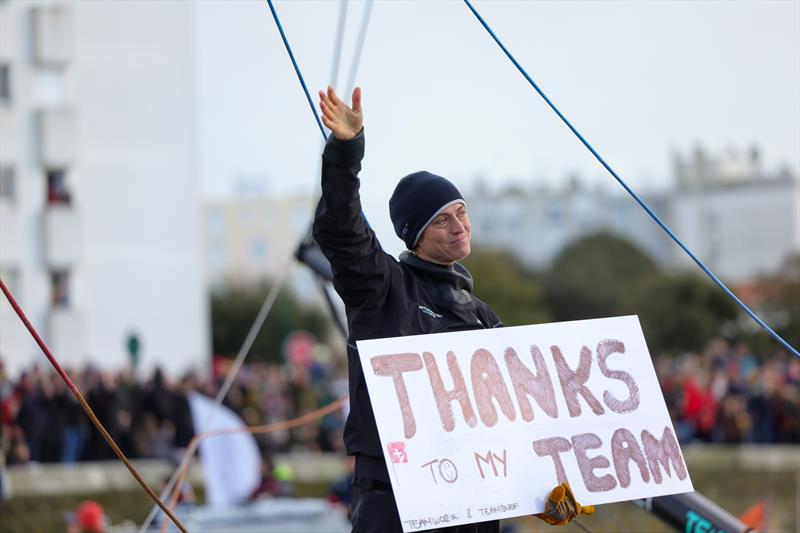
[351,477,401,533]
[313,131,501,533]
[172,391,195,449]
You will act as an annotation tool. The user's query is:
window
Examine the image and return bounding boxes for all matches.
[250,239,268,262]
[209,245,225,272]
[50,270,70,307]
[0,166,15,202]
[545,204,563,227]
[46,168,71,205]
[207,210,224,237]
[0,64,10,102]
[33,69,66,106]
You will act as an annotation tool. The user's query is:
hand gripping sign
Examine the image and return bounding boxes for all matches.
[356,316,693,532]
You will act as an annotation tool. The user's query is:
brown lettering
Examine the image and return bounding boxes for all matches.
[504,346,558,422]
[552,345,605,417]
[641,427,688,484]
[532,436,572,484]
[371,353,424,439]
[424,351,477,432]
[493,449,508,477]
[611,427,650,487]
[471,348,516,427]
[597,340,640,414]
[475,451,496,479]
[572,433,617,492]
[474,449,508,479]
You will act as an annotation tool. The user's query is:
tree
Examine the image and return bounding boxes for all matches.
[745,253,800,356]
[627,272,739,354]
[461,248,550,326]
[542,232,742,354]
[210,280,330,363]
[543,232,660,321]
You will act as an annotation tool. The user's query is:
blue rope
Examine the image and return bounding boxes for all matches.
[266,0,378,236]
[463,0,798,358]
[266,0,327,141]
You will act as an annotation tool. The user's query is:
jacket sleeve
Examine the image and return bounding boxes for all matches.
[312,130,394,310]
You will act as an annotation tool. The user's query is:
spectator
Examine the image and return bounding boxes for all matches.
[66,500,107,533]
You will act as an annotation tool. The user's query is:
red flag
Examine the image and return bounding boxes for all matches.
[739,500,766,532]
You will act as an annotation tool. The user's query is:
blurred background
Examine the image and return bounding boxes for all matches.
[0,0,797,532]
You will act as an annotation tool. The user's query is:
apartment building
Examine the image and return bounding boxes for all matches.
[0,1,208,376]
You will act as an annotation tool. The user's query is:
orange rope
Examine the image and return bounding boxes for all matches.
[160,396,348,533]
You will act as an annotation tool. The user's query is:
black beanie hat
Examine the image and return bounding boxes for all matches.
[389,171,465,250]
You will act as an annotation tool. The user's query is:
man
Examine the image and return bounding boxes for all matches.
[313,85,500,532]
[313,87,591,533]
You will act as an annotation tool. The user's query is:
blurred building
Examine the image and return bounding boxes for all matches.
[0,2,208,376]
[668,146,798,282]
[469,179,674,270]
[470,146,799,283]
[204,194,315,287]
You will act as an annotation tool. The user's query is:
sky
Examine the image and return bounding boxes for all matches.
[194,0,799,255]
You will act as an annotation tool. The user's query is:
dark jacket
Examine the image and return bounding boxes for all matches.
[313,131,501,482]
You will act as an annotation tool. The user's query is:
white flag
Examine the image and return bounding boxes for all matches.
[188,392,261,506]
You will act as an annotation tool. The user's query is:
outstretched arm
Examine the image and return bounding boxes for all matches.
[313,86,394,310]
[319,86,363,140]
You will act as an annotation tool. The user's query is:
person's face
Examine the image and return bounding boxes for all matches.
[414,202,471,265]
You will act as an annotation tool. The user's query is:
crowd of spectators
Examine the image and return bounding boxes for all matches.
[0,350,348,468]
[1,337,798,471]
[657,338,799,444]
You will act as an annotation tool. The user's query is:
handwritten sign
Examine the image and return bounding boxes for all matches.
[356,316,693,531]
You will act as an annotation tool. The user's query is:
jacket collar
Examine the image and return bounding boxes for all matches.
[399,251,474,302]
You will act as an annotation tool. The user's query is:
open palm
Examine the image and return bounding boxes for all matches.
[319,86,363,140]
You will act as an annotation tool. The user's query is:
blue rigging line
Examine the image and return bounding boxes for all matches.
[266,0,327,141]
[266,0,376,236]
[463,0,798,358]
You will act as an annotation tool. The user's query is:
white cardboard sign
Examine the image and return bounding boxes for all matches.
[357,316,693,531]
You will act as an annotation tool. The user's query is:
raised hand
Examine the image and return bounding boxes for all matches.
[319,86,363,140]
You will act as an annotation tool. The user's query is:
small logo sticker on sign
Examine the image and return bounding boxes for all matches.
[388,441,408,464]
